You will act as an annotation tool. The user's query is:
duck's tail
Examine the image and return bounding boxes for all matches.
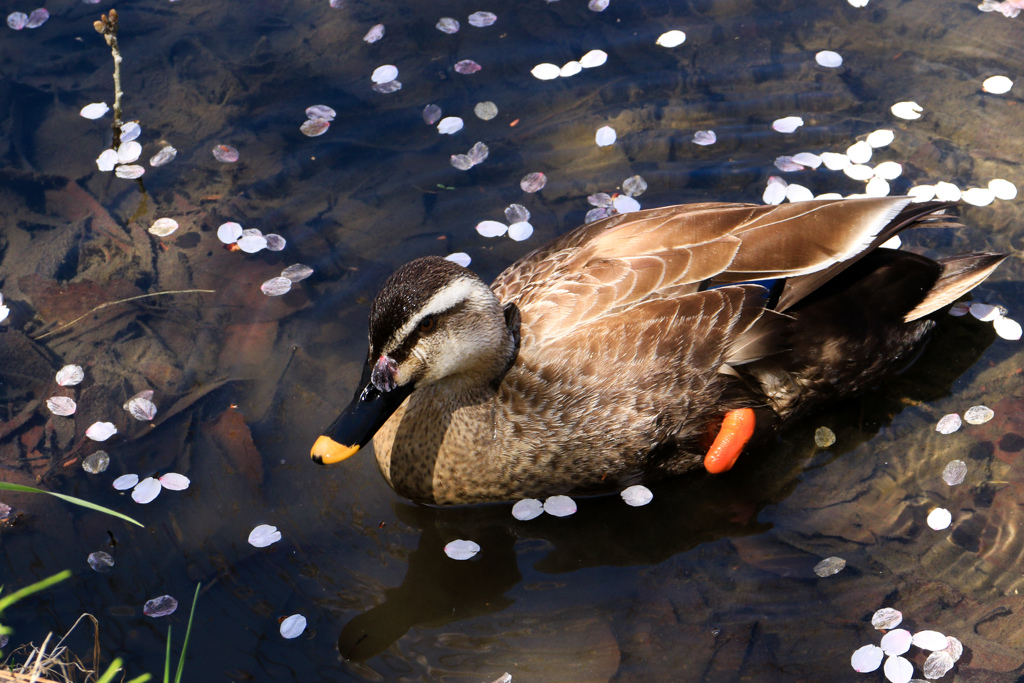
[904,252,1007,322]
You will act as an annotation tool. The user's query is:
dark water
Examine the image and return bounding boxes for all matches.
[1,0,1023,681]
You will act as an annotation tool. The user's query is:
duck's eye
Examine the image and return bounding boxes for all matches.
[419,316,435,333]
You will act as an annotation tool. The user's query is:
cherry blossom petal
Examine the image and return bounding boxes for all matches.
[531,63,561,80]
[47,396,77,416]
[880,629,912,656]
[132,477,162,504]
[512,498,543,520]
[115,165,146,180]
[936,413,962,434]
[815,50,842,67]
[86,422,117,441]
[891,101,922,120]
[436,17,459,34]
[772,116,804,133]
[851,644,884,672]
[120,121,141,142]
[363,24,384,43]
[693,130,716,145]
[883,655,913,683]
[96,149,118,172]
[212,145,239,163]
[982,75,1013,94]
[872,608,903,630]
[579,50,608,68]
[445,253,471,267]
[656,30,686,47]
[927,508,952,530]
[113,474,139,490]
[248,524,282,547]
[813,556,846,577]
[520,172,547,193]
[300,119,330,137]
[150,146,177,167]
[507,222,534,241]
[866,129,895,147]
[149,218,179,237]
[80,102,110,119]
[217,222,243,244]
[56,365,85,386]
[437,117,464,134]
[280,614,307,639]
[595,125,617,146]
[476,220,507,237]
[261,277,293,296]
[468,11,497,27]
[988,178,1017,200]
[371,64,398,84]
[444,539,480,560]
[994,316,1022,340]
[159,473,190,491]
[962,187,995,206]
[544,495,577,517]
[143,595,177,617]
[621,484,653,506]
[282,264,314,282]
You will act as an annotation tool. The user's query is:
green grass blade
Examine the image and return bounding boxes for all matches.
[164,625,172,683]
[127,675,153,683]
[174,583,201,683]
[96,657,124,683]
[0,570,71,613]
[0,481,144,528]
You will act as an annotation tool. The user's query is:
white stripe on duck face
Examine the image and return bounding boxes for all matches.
[381,275,486,356]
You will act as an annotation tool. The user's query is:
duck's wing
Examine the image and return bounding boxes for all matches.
[493,197,913,346]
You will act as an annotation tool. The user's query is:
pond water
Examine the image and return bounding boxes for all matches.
[1,0,1023,681]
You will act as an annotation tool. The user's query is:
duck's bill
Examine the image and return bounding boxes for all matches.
[311,361,413,465]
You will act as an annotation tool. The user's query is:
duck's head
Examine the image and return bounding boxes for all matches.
[311,256,518,465]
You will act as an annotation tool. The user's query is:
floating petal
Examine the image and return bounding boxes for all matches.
[656,30,686,47]
[363,24,384,43]
[988,178,1017,200]
[815,50,842,67]
[531,63,561,80]
[117,143,142,166]
[88,551,115,572]
[476,221,508,237]
[444,539,480,560]
[763,181,787,205]
[159,473,190,491]
[883,655,913,683]
[150,146,177,167]
[113,474,139,490]
[505,204,530,223]
[969,302,1001,321]
[785,184,814,202]
[944,636,963,662]
[813,556,846,577]
[792,152,822,169]
[936,413,961,434]
[248,524,282,547]
[927,508,952,530]
[26,8,49,27]
[437,117,464,134]
[451,154,474,170]
[80,102,109,119]
[261,277,293,296]
[282,264,314,282]
[127,396,158,421]
[913,630,948,651]
[96,149,118,172]
[82,451,109,474]
[508,222,534,241]
[423,104,442,125]
[560,61,582,77]
[851,644,884,672]
[873,161,902,180]
[280,614,307,639]
[844,164,875,181]
[866,129,895,148]
[872,608,903,630]
[544,495,577,517]
[300,119,330,137]
[56,365,85,387]
[474,101,498,120]
[774,156,804,172]
[964,405,994,424]
[149,218,179,237]
[880,629,912,656]
[467,141,489,164]
[907,185,936,202]
[692,130,716,145]
[814,426,836,448]
[7,12,27,29]
[455,59,482,74]
[865,177,891,197]
[579,50,608,68]
[143,595,178,617]
[120,122,141,142]
[445,252,471,267]
[468,11,497,27]
[949,302,970,317]
[621,484,653,506]
[595,125,617,146]
[846,140,873,164]
[132,477,162,504]
[371,64,398,84]
[994,316,1022,340]
[923,651,954,679]
[622,174,648,197]
[264,234,286,251]
[820,152,850,170]
[772,116,804,133]
[520,172,547,193]
[962,187,995,206]
[217,222,243,244]
[436,17,459,34]
[512,498,544,520]
[115,165,145,180]
[86,422,117,441]
[588,0,609,11]
[212,144,239,162]
[613,195,641,213]
[588,192,613,207]
[891,101,922,120]
[47,396,77,416]
[982,75,1013,94]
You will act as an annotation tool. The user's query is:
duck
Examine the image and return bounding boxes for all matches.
[311,197,1005,505]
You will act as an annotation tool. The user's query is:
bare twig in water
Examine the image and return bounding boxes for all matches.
[92,10,123,135]
[32,289,215,341]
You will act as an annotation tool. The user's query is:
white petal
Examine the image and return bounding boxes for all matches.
[119,121,142,141]
[476,220,508,238]
[148,218,179,237]
[117,141,142,164]
[771,116,804,133]
[820,152,851,170]
[370,65,398,84]
[815,50,842,67]
[815,192,844,200]
[595,125,617,147]
[114,165,145,179]
[620,484,653,506]
[865,177,891,197]
[96,149,118,172]
[80,102,110,119]
[879,235,901,249]
[872,608,903,630]
[46,396,77,416]
[281,264,314,282]
[531,63,561,80]
[443,539,480,560]
[280,614,307,639]
[988,178,1017,200]
[261,277,293,296]
[848,0,869,6]
[843,164,875,181]
[86,421,117,441]
[880,629,912,656]
[846,140,873,164]
[851,644,884,672]
[237,235,268,253]
[248,524,282,547]
[159,473,190,491]
[982,75,1013,94]
[763,181,787,205]
[866,129,895,148]
[912,630,948,651]
[507,222,534,241]
[444,252,471,267]
[512,498,544,520]
[936,413,962,434]
[150,146,177,167]
[873,161,902,180]
[964,405,994,424]
[113,474,139,490]
[942,459,968,485]
[363,24,384,43]
[883,655,913,683]
[891,101,923,120]
[785,184,814,202]
[437,117,464,134]
[927,508,952,530]
[217,222,243,244]
[656,30,686,48]
[559,61,582,77]
[692,130,716,145]
[127,396,158,421]
[969,302,1001,321]
[132,477,162,504]
[543,495,577,517]
[962,187,995,206]
[579,50,608,68]
[813,556,846,577]
[934,181,962,201]
[791,152,822,169]
[907,185,936,202]
[612,195,641,213]
[56,364,85,386]
[923,651,955,679]
[994,316,1022,340]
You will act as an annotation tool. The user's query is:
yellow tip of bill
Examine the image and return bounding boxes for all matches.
[311,435,360,465]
